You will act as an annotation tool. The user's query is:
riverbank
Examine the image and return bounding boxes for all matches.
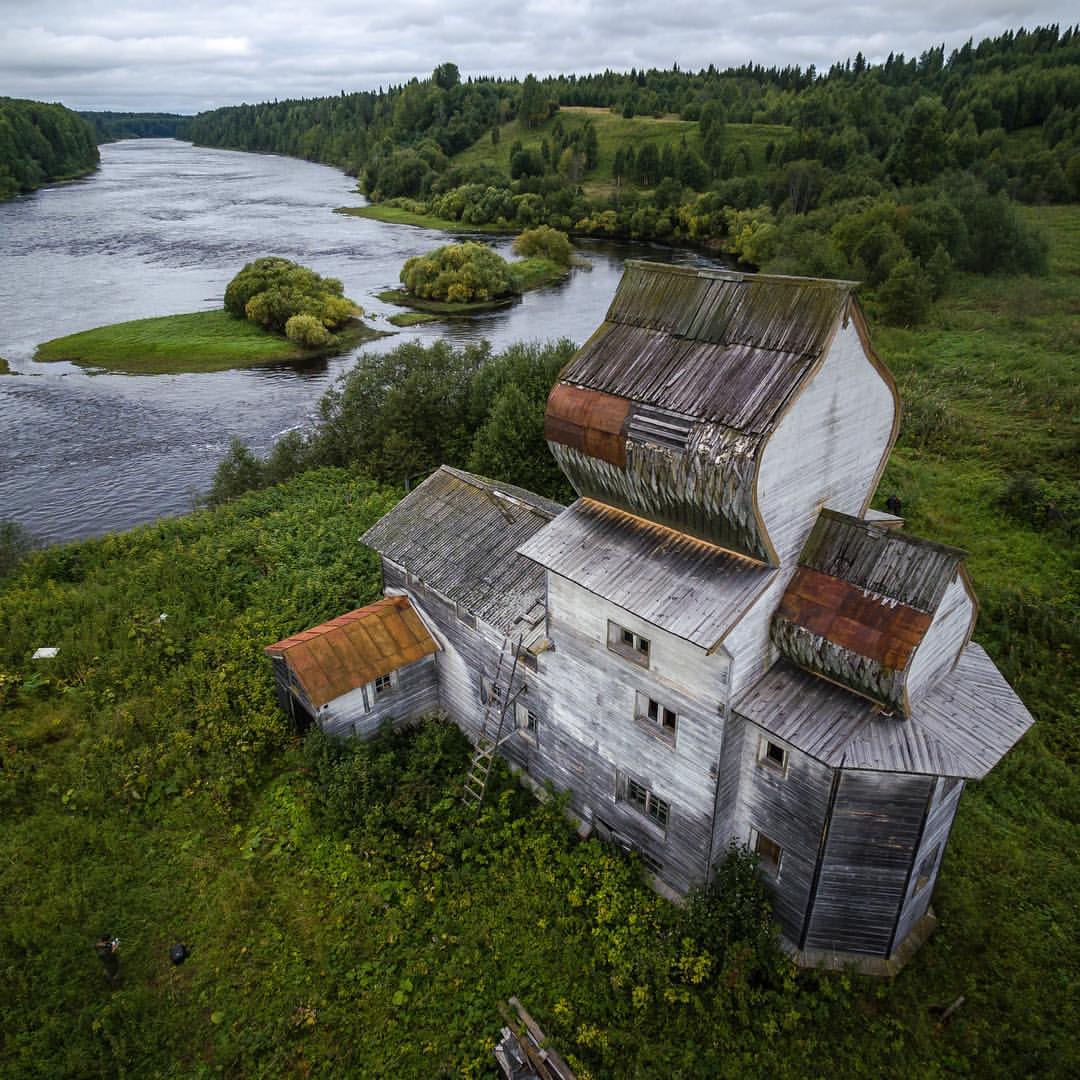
[34,310,386,374]
[335,203,508,233]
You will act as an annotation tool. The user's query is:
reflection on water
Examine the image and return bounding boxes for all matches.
[0,140,720,544]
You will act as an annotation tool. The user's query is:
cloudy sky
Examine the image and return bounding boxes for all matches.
[0,1,1074,114]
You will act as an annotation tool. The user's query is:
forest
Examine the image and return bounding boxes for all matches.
[185,26,1080,322]
[0,97,99,199]
[79,111,190,143]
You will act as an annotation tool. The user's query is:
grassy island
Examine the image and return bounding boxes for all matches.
[0,356,12,375]
[34,310,383,375]
[382,229,574,320]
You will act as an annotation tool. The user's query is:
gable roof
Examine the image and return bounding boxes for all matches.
[360,466,563,635]
[265,595,438,710]
[736,644,1034,779]
[772,510,968,714]
[545,263,867,560]
[516,497,775,651]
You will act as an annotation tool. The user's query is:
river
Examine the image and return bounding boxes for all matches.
[0,139,719,544]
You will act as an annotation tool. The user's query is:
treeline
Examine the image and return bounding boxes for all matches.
[0,98,99,199]
[208,339,576,507]
[79,111,190,143]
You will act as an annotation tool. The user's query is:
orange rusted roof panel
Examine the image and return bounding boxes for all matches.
[777,566,932,669]
[545,383,631,467]
[264,595,438,708]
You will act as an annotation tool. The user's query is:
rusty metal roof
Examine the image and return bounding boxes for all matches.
[736,644,1034,779]
[771,510,969,713]
[360,466,562,635]
[799,509,965,612]
[516,497,775,650]
[265,595,438,709]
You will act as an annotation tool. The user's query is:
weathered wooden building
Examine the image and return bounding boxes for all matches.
[266,262,1033,973]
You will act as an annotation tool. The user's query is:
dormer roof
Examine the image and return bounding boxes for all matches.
[772,510,969,715]
[545,262,866,562]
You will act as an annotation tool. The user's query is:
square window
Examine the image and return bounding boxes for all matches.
[515,701,539,741]
[619,772,671,832]
[639,693,677,742]
[374,673,394,696]
[752,828,783,877]
[758,737,788,774]
[608,621,651,667]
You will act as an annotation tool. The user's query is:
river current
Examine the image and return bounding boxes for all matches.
[0,139,717,544]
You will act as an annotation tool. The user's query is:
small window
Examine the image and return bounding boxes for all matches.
[635,694,677,743]
[608,621,650,666]
[913,844,941,895]
[515,701,538,742]
[481,676,504,706]
[751,827,783,877]
[758,738,788,774]
[620,773,670,830]
[374,672,395,697]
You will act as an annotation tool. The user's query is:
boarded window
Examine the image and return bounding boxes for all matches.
[752,828,783,877]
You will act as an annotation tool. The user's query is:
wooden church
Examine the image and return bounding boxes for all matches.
[266,262,1033,973]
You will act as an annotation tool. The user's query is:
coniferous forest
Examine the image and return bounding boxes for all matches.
[0,98,99,198]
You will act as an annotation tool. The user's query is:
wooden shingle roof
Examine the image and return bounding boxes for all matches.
[265,595,438,709]
[360,466,563,635]
[736,644,1034,779]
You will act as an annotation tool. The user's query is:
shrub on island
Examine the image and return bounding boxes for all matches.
[511,225,573,266]
[400,242,514,303]
[224,257,359,334]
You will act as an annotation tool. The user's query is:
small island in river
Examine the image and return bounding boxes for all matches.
[34,258,386,374]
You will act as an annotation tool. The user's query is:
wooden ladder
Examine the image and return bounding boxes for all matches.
[463,637,525,810]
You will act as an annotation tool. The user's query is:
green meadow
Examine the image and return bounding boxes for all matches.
[0,205,1076,1077]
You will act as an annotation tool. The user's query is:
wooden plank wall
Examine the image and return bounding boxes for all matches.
[804,770,933,956]
[891,777,963,950]
[906,575,976,703]
[534,575,732,891]
[318,653,440,739]
[733,723,836,942]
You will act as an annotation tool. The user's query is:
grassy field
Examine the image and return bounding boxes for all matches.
[453,107,789,197]
[34,310,385,374]
[335,203,507,232]
[0,207,1075,1078]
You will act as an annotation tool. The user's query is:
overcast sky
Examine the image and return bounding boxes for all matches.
[0,2,1074,114]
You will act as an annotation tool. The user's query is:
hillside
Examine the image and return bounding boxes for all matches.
[0,203,1075,1078]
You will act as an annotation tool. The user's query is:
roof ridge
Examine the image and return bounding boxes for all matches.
[622,259,861,291]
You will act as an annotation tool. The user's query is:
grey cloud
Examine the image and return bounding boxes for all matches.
[0,0,1072,112]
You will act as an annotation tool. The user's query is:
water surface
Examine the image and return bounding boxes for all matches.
[0,139,717,543]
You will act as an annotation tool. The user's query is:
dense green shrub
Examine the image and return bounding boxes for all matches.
[877,256,934,326]
[511,225,574,265]
[284,312,333,348]
[224,257,359,334]
[400,241,515,302]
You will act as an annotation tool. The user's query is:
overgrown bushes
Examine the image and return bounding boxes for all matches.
[399,241,515,303]
[224,257,360,335]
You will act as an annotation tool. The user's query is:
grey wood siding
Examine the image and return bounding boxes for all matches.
[737,724,836,942]
[318,653,440,739]
[709,713,747,868]
[537,575,730,893]
[892,777,963,949]
[804,770,934,956]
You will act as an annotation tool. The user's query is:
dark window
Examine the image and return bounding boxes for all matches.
[637,693,677,742]
[374,673,394,696]
[620,772,671,830]
[759,738,787,773]
[753,829,783,877]
[608,621,651,666]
